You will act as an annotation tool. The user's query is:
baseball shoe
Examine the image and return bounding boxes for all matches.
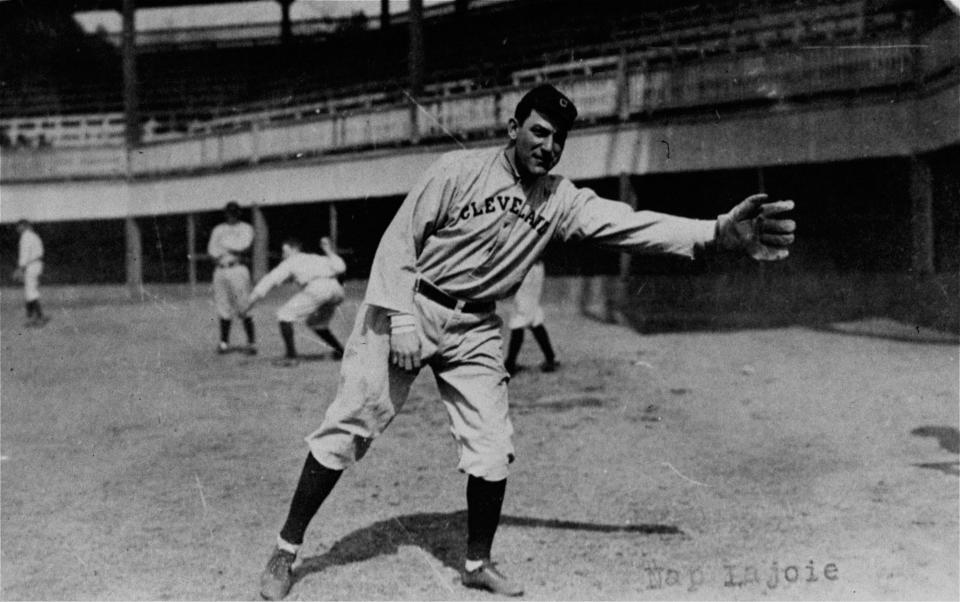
[272,357,300,368]
[259,546,296,600]
[540,359,559,373]
[217,342,230,355]
[461,561,524,596]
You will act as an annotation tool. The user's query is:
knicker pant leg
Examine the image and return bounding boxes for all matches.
[304,304,428,469]
[433,311,515,481]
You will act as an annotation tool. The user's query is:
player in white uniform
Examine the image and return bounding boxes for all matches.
[207,202,256,355]
[13,219,48,327]
[258,84,796,600]
[243,237,346,367]
[503,260,556,374]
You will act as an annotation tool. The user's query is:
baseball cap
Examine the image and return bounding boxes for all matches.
[515,84,578,132]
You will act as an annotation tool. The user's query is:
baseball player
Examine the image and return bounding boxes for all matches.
[503,260,557,375]
[258,84,796,600]
[242,236,346,367]
[207,201,257,355]
[13,219,49,327]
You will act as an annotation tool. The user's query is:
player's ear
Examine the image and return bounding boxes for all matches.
[507,117,519,142]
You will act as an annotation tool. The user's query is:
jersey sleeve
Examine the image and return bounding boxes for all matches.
[553,179,716,259]
[18,233,42,267]
[250,260,291,299]
[363,152,462,315]
[206,225,224,258]
[327,254,347,276]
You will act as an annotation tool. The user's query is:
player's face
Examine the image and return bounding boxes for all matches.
[509,109,567,178]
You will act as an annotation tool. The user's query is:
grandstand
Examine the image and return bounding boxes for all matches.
[0,0,957,330]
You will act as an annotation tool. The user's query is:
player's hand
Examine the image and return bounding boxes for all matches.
[390,330,421,371]
[716,194,795,261]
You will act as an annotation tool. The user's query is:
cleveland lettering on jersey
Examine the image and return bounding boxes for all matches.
[449,194,551,235]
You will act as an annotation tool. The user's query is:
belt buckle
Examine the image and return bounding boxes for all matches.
[454,299,466,311]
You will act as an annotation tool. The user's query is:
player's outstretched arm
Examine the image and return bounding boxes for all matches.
[716,194,796,261]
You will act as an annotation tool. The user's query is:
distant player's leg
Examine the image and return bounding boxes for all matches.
[275,290,318,365]
[260,305,424,600]
[306,300,345,358]
[527,302,556,371]
[529,324,557,371]
[433,312,523,596]
[278,321,297,363]
[242,317,256,354]
[314,328,344,357]
[235,266,257,354]
[219,319,232,352]
[24,263,47,326]
[504,328,524,375]
[212,268,232,353]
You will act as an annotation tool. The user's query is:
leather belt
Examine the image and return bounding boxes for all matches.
[415,278,494,314]
[218,259,239,268]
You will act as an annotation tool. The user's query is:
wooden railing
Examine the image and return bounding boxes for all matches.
[2,19,955,182]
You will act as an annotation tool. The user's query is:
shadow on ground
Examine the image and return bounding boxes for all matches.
[295,511,681,582]
[911,426,960,476]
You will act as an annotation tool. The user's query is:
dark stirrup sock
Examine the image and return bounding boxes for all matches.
[465,475,507,561]
[279,453,344,545]
[219,319,232,344]
[242,316,256,344]
[279,321,297,358]
[529,324,556,364]
[314,328,345,355]
[505,329,524,370]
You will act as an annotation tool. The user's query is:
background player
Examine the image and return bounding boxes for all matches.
[503,259,557,375]
[242,236,346,367]
[207,201,257,355]
[257,84,796,600]
[13,219,48,327]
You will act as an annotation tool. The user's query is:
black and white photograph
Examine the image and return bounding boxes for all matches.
[1,0,957,599]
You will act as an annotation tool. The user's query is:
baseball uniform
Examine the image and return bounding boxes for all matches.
[503,260,557,374]
[306,145,716,480]
[250,250,346,324]
[17,224,47,326]
[258,84,794,601]
[508,259,545,329]
[247,247,347,362]
[207,220,255,320]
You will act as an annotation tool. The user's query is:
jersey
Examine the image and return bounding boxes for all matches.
[252,252,347,325]
[305,144,718,481]
[18,229,43,267]
[207,221,254,266]
[251,252,346,298]
[508,260,545,329]
[364,146,716,317]
[18,229,44,302]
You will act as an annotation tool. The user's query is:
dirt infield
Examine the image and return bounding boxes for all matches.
[1,285,957,601]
